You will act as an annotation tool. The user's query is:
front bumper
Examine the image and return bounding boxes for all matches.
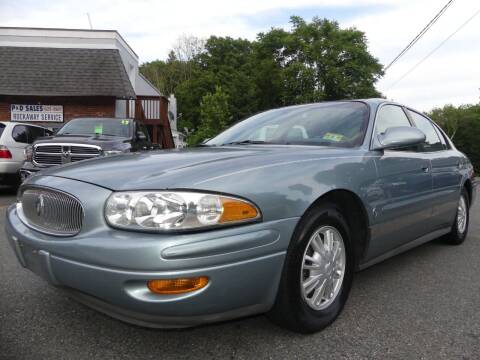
[0,161,22,184]
[5,177,297,328]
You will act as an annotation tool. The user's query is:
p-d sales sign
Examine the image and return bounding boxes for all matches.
[11,104,64,122]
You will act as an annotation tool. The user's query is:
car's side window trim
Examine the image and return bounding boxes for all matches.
[432,123,452,150]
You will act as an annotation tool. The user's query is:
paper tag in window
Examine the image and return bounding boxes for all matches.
[323,133,345,142]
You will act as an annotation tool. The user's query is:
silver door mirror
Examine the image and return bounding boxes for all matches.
[374,126,426,150]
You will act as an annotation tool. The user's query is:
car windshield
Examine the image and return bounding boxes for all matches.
[57,118,132,137]
[206,102,370,148]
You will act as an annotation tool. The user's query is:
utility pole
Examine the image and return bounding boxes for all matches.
[86,13,93,30]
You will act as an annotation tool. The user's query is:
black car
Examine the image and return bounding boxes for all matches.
[20,117,155,180]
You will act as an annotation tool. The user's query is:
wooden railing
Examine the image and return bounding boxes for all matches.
[126,96,175,148]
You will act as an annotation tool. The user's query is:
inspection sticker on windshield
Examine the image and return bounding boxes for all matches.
[323,133,345,142]
[94,124,103,134]
[121,120,129,125]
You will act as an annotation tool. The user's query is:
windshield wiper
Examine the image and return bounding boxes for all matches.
[221,140,271,146]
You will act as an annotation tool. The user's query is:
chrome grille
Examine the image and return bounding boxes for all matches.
[19,187,84,236]
[33,143,102,166]
[71,146,101,155]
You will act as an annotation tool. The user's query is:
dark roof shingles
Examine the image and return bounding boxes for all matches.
[0,47,135,98]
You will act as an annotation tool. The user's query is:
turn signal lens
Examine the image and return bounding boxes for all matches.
[220,198,259,223]
[147,277,209,295]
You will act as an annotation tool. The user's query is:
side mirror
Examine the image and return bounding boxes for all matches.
[136,131,147,141]
[374,126,426,150]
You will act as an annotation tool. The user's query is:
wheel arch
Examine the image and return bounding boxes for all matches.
[304,189,371,269]
[463,178,473,206]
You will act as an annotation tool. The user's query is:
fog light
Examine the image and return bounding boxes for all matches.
[147,276,209,294]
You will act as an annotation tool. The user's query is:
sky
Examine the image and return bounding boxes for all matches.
[1,0,479,111]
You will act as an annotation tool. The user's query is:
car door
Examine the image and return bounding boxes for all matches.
[407,109,462,230]
[368,104,434,259]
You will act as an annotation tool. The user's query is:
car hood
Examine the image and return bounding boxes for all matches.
[38,145,362,191]
[34,135,130,149]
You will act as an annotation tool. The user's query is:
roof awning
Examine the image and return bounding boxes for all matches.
[0,46,136,99]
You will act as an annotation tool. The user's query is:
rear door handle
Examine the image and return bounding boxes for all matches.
[421,166,430,173]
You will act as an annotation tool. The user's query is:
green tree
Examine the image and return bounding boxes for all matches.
[188,86,231,145]
[428,104,460,139]
[429,104,480,170]
[140,16,385,144]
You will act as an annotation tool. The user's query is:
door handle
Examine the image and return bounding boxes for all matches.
[421,166,430,173]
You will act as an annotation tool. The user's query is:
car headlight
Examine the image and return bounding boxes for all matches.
[24,145,33,161]
[105,191,261,231]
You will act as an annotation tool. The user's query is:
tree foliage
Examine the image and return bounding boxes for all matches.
[188,86,231,145]
[429,104,480,170]
[140,16,384,144]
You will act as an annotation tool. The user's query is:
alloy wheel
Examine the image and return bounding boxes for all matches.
[300,225,346,311]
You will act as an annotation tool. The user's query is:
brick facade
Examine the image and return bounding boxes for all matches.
[0,95,116,126]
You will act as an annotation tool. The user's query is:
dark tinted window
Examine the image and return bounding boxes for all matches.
[375,105,411,134]
[207,102,370,148]
[0,123,5,138]
[28,126,47,142]
[12,125,28,143]
[408,110,445,152]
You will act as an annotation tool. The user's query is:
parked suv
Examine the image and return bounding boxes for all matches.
[21,117,155,180]
[0,121,53,186]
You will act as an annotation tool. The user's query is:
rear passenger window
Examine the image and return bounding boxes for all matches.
[0,123,5,138]
[408,110,445,152]
[12,125,29,143]
[28,126,47,142]
[375,105,411,134]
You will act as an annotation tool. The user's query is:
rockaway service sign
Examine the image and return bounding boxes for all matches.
[11,104,64,122]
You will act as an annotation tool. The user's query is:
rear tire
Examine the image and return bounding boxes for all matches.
[444,188,470,245]
[267,202,354,333]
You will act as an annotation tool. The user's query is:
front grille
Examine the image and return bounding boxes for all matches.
[20,187,84,236]
[71,146,101,155]
[33,143,102,166]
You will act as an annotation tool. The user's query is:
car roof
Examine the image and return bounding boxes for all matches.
[0,121,51,128]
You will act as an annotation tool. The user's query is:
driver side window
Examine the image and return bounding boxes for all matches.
[375,105,418,152]
[375,105,411,135]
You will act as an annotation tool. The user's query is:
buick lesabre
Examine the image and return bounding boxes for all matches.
[5,99,476,333]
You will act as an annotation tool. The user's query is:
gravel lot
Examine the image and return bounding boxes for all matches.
[1,185,479,359]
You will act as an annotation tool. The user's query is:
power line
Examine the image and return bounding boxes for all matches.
[384,0,455,72]
[387,7,480,90]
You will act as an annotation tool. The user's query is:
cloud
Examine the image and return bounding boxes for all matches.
[0,0,479,110]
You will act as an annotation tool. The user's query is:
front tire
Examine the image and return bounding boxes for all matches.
[267,203,354,333]
[445,188,470,245]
